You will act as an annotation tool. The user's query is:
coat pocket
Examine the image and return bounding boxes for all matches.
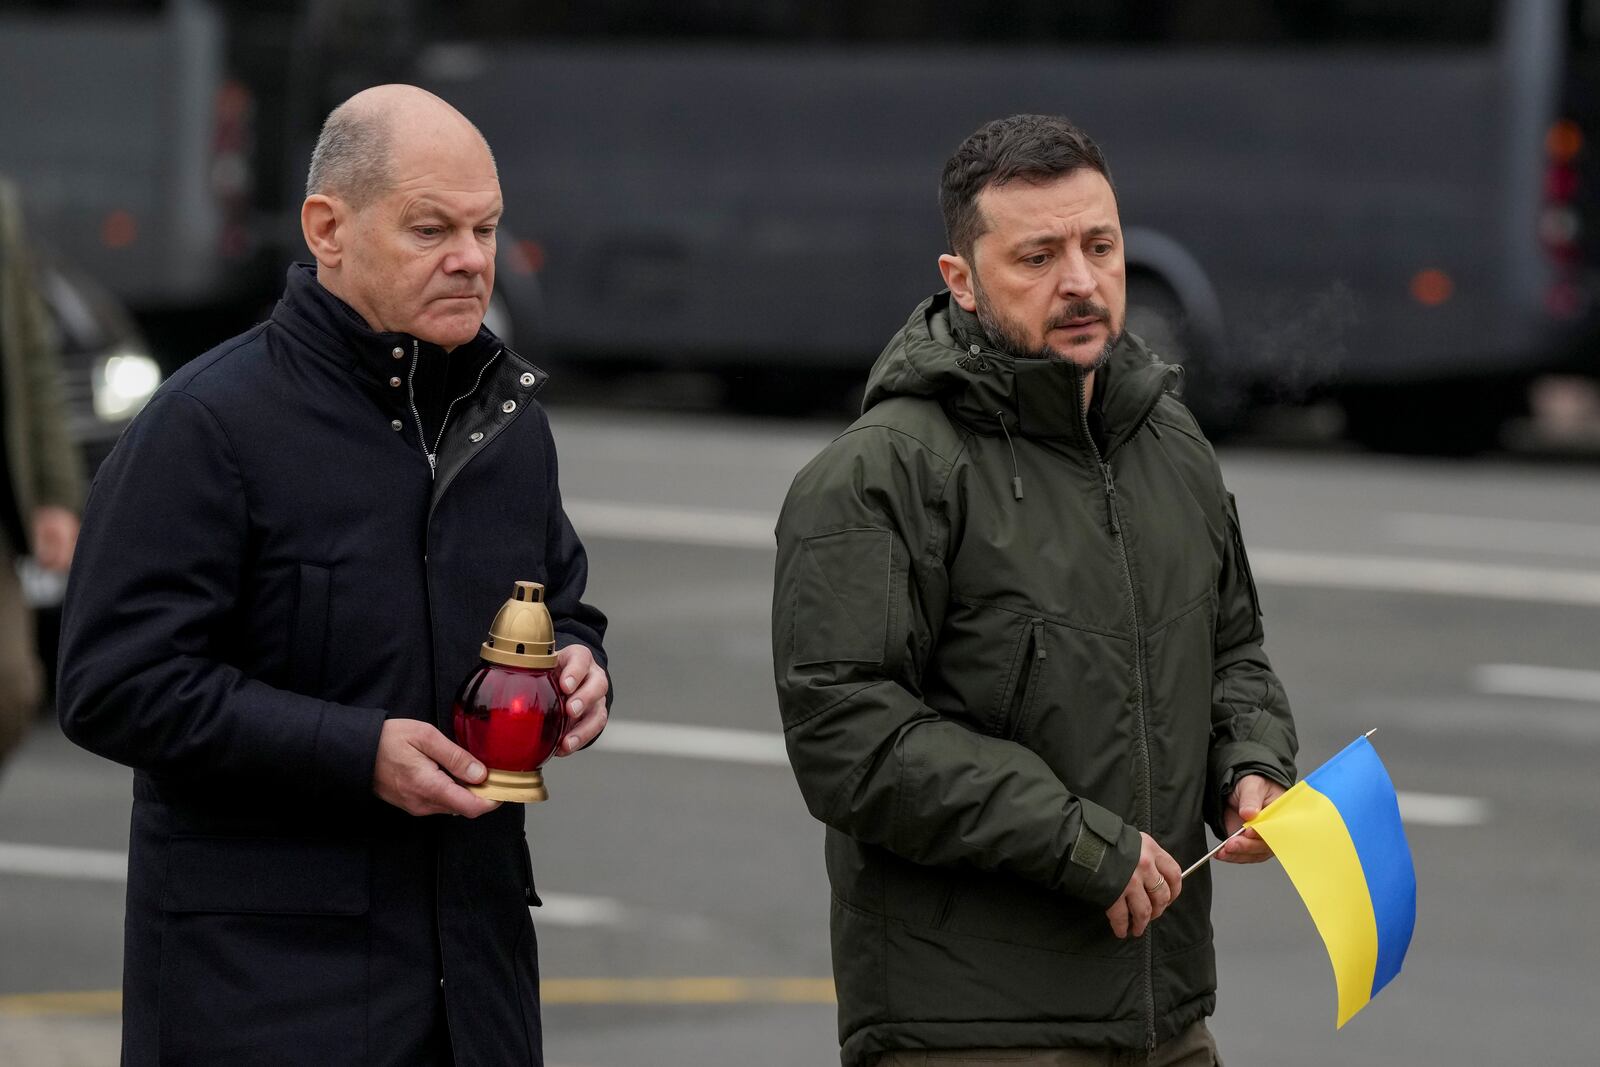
[521,832,542,907]
[1001,618,1047,742]
[158,836,370,1064]
[287,562,332,694]
[1225,493,1262,622]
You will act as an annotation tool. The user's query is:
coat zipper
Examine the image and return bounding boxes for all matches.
[1077,373,1158,1052]
[404,339,504,478]
[407,336,505,1067]
[432,347,503,460]
[434,841,460,1065]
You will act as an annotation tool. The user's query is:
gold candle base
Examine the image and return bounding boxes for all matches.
[467,768,549,803]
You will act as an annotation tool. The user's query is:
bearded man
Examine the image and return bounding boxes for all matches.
[772,114,1298,1067]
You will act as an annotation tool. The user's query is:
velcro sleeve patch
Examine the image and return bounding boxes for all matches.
[792,528,892,667]
[1070,799,1127,873]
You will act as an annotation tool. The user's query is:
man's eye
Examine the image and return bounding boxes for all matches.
[1090,243,1114,256]
[1024,254,1050,267]
[415,227,442,238]
[477,227,497,238]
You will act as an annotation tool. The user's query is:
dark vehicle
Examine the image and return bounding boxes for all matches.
[37,258,162,475]
[0,0,544,371]
[409,0,1592,449]
[4,0,1595,449]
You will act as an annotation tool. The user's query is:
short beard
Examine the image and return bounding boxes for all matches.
[973,277,1120,373]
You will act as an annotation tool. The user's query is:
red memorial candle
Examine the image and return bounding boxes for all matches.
[451,581,568,803]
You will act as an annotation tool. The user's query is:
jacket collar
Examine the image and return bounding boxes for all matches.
[270,263,502,389]
[863,291,1178,459]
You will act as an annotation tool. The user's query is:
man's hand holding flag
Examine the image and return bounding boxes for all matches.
[1195,732,1418,1028]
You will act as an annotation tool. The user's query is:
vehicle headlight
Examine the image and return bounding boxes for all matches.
[92,349,162,421]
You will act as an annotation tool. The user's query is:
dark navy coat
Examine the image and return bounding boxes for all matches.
[58,265,608,1066]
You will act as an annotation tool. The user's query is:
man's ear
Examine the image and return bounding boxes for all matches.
[301,194,346,269]
[938,252,978,312]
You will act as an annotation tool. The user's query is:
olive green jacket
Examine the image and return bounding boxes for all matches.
[1,177,84,553]
[772,293,1297,1065]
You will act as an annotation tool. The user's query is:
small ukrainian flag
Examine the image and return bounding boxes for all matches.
[1248,734,1417,1027]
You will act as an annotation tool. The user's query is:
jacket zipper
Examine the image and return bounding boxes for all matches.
[411,340,512,1067]
[432,347,503,459]
[404,340,504,478]
[404,341,431,477]
[1078,374,1158,1051]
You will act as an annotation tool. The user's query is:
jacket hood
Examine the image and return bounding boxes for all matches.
[862,291,1181,456]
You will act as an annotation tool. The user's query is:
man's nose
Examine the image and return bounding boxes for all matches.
[445,233,490,275]
[1054,250,1095,298]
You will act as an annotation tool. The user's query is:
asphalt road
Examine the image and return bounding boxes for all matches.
[3,403,1599,1066]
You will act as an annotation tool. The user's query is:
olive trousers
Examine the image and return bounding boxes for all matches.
[870,1021,1223,1067]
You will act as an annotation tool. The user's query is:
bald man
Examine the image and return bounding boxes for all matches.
[58,85,609,1067]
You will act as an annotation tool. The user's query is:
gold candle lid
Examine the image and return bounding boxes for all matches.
[481,581,558,669]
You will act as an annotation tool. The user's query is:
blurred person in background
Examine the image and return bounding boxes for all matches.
[773,115,1297,1067]
[0,175,83,769]
[57,85,608,1067]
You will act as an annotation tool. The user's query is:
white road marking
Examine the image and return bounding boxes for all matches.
[565,499,1600,606]
[1227,550,1600,606]
[0,842,624,925]
[1395,792,1490,827]
[1385,513,1600,559]
[535,894,629,927]
[0,842,126,882]
[598,724,1488,826]
[1473,663,1600,704]
[597,720,789,766]
[566,499,773,549]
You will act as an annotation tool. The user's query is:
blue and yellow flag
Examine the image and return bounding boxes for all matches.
[1247,735,1417,1027]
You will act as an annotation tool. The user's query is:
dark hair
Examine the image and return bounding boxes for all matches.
[940,114,1113,260]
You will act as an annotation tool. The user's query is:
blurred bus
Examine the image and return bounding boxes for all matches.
[0,0,542,364]
[3,0,1596,450]
[0,0,255,316]
[408,0,1594,450]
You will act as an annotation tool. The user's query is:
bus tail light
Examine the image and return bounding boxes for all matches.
[1541,119,1588,318]
[210,79,255,260]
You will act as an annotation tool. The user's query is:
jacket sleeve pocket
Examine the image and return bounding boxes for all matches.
[791,528,892,667]
[287,562,332,695]
[162,836,370,915]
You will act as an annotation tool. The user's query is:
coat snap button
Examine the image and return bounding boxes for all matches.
[391,347,405,359]
[501,400,517,414]
[389,376,402,388]
[519,372,536,386]
[469,431,484,443]
[391,419,402,431]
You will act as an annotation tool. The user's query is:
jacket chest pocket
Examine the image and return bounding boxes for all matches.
[1000,618,1048,741]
